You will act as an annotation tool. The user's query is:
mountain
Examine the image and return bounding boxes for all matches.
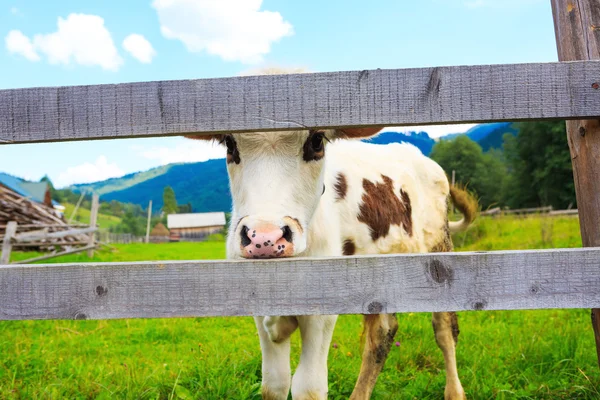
[68,123,519,213]
[364,131,435,155]
[71,160,231,213]
[440,122,517,151]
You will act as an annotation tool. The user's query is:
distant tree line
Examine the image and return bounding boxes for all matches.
[430,121,576,210]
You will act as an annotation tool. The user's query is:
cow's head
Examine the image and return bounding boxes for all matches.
[187,127,381,258]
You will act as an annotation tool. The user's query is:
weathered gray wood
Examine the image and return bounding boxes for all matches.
[552,0,600,367]
[13,227,97,242]
[145,200,152,244]
[67,191,85,225]
[548,209,579,216]
[12,245,98,265]
[87,194,99,258]
[0,224,88,229]
[1,248,599,321]
[0,221,17,264]
[1,61,600,144]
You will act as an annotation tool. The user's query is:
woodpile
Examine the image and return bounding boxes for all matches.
[0,185,92,251]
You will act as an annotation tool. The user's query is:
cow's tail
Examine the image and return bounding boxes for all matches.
[448,185,478,233]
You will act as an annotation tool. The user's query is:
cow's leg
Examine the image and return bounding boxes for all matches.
[349,313,399,400]
[432,312,466,400]
[255,316,296,400]
[291,315,337,400]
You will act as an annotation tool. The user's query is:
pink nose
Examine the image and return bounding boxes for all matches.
[241,223,294,258]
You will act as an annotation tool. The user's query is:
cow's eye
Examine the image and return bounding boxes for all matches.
[225,136,236,154]
[222,135,240,164]
[303,131,326,162]
[311,132,324,152]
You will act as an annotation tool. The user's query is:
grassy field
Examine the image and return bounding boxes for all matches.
[62,202,122,230]
[2,214,599,399]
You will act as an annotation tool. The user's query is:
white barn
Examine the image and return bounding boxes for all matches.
[167,212,226,241]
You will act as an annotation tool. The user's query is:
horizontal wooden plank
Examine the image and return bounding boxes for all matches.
[1,248,599,320]
[14,227,96,242]
[1,61,599,144]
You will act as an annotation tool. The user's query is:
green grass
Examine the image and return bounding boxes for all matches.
[452,214,582,251]
[2,214,599,399]
[63,202,122,230]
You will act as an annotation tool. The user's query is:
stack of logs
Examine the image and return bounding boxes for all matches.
[0,185,92,251]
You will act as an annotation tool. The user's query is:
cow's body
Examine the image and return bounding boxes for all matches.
[327,140,450,256]
[189,129,475,400]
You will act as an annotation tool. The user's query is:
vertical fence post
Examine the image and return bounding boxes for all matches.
[1,221,17,264]
[145,200,152,244]
[68,191,85,224]
[88,194,99,258]
[551,0,600,366]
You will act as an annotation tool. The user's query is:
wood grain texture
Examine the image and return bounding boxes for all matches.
[552,0,600,366]
[87,194,99,258]
[1,61,600,144]
[0,221,16,264]
[1,248,600,321]
[13,227,96,242]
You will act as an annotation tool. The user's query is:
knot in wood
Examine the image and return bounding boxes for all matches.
[95,285,108,296]
[367,301,383,313]
[592,82,599,89]
[427,259,453,284]
[579,126,586,136]
[74,312,87,320]
[472,301,487,311]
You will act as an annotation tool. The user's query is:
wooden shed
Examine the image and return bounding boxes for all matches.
[167,212,226,242]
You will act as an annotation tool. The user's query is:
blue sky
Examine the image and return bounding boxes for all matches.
[0,0,557,187]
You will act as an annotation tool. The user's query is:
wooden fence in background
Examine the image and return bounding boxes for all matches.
[1,0,600,362]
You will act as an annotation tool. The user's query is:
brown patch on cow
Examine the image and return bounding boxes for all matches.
[357,175,413,240]
[342,239,356,255]
[351,313,398,398]
[432,312,460,347]
[398,188,413,236]
[450,311,460,344]
[334,173,348,201]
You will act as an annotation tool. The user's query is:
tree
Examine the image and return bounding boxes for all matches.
[163,186,179,215]
[502,121,575,209]
[430,136,506,208]
[40,175,61,202]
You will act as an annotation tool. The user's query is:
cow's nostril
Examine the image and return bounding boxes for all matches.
[281,225,293,243]
[240,225,251,247]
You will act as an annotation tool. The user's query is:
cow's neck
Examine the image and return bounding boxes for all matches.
[302,182,342,258]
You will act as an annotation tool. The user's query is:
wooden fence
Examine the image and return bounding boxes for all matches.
[98,231,144,244]
[479,206,580,217]
[0,0,599,359]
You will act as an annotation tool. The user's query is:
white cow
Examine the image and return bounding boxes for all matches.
[187,127,476,400]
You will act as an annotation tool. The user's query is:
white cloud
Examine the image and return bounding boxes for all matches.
[122,33,156,63]
[134,139,226,165]
[381,123,478,139]
[152,0,293,64]
[10,7,20,15]
[56,156,125,187]
[6,13,123,71]
[5,30,40,61]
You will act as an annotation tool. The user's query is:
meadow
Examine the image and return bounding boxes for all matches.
[2,214,599,399]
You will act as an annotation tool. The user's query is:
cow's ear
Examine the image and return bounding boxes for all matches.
[335,127,383,139]
[184,134,224,142]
